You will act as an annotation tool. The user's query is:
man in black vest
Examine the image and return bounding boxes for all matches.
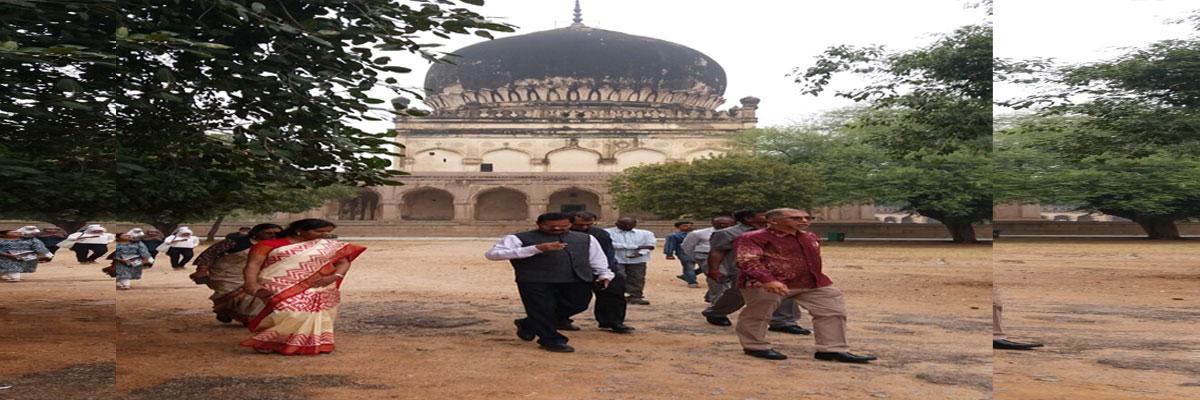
[567,211,635,333]
[485,212,615,353]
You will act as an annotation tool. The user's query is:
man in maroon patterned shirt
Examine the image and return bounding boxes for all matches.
[733,208,877,363]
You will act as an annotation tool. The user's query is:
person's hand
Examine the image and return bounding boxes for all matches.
[535,242,568,252]
[665,255,675,260]
[596,278,610,290]
[189,268,210,283]
[1,253,17,260]
[311,275,339,288]
[763,281,789,296]
[708,268,725,283]
[243,282,269,297]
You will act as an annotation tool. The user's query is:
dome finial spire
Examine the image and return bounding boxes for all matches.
[571,0,584,26]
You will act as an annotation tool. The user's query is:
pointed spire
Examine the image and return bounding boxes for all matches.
[571,0,584,27]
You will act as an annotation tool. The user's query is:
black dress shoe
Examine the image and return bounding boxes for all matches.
[993,339,1044,350]
[769,325,812,335]
[814,352,877,363]
[556,323,582,331]
[514,319,534,341]
[215,313,233,323]
[539,343,575,353]
[599,323,635,333]
[704,315,732,326]
[743,348,788,360]
[627,297,650,305]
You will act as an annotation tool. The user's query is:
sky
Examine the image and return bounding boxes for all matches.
[994,0,1196,113]
[356,0,987,131]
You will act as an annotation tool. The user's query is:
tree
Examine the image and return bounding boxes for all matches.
[998,20,1200,239]
[995,116,1200,240]
[608,155,824,219]
[0,1,514,228]
[790,23,993,243]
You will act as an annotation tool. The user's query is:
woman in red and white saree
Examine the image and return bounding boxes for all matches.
[239,219,366,355]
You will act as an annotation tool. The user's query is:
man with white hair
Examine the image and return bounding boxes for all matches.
[160,227,200,270]
[734,208,876,363]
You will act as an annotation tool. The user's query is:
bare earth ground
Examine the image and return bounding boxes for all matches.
[6,240,993,399]
[994,240,1200,400]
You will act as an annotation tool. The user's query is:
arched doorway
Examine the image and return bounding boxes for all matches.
[548,188,601,217]
[338,190,381,220]
[475,188,529,221]
[402,188,455,220]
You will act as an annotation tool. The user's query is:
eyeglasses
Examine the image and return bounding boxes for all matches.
[785,216,815,221]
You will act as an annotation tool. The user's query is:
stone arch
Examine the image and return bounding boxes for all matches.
[1053,215,1070,221]
[482,148,532,172]
[338,189,381,221]
[546,147,601,172]
[615,148,668,170]
[401,188,455,220]
[548,187,602,217]
[474,187,529,221]
[883,216,897,223]
[684,148,726,162]
[411,148,464,172]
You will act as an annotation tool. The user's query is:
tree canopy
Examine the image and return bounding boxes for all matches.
[788,23,993,243]
[608,155,824,219]
[0,0,513,230]
[997,19,1200,239]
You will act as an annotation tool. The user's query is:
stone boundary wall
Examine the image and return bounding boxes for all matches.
[3,220,992,240]
[993,221,1200,236]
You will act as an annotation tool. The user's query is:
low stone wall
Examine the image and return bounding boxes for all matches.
[993,221,1200,236]
[4,219,993,240]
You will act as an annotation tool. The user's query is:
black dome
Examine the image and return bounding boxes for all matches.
[424,26,727,97]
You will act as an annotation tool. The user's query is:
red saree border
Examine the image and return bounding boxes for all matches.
[247,240,367,331]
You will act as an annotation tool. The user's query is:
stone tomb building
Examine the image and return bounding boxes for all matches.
[284,13,875,234]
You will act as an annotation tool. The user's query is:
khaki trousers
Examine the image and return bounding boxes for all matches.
[993,288,1005,340]
[736,286,849,352]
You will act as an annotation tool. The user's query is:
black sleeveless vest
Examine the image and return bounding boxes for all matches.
[510,230,593,283]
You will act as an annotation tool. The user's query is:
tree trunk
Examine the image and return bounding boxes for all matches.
[206,215,226,242]
[944,221,979,244]
[49,219,88,233]
[152,222,180,236]
[1133,216,1181,240]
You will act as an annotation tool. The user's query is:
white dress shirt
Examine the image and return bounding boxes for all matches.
[605,228,656,264]
[69,232,115,245]
[163,235,200,248]
[484,234,615,281]
[681,227,715,258]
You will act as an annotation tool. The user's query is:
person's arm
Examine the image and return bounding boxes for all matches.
[242,244,272,297]
[586,236,615,286]
[706,230,734,280]
[484,235,563,260]
[638,231,656,250]
[31,239,52,259]
[312,257,352,288]
[680,232,700,258]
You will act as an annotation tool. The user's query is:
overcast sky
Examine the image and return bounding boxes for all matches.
[995,0,1196,113]
[357,0,987,131]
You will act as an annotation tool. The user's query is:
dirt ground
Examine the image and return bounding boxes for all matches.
[6,239,995,399]
[993,239,1200,400]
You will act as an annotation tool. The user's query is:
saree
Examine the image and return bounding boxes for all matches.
[240,238,366,355]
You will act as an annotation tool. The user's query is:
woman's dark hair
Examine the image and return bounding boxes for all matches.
[278,219,336,238]
[249,223,283,236]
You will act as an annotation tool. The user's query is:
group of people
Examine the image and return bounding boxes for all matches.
[484,208,878,363]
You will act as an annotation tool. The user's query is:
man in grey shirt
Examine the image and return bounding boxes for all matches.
[701,209,810,335]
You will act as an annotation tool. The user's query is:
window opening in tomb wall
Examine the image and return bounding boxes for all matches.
[412,149,464,172]
[475,188,529,221]
[401,189,455,220]
[548,189,600,218]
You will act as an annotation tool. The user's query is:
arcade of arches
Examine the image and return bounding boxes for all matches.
[320,185,618,223]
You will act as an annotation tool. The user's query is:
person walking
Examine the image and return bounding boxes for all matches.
[485,212,614,352]
[240,219,366,355]
[664,221,700,288]
[605,217,656,305]
[189,223,283,324]
[568,211,634,334]
[702,209,809,335]
[160,227,200,270]
[734,208,876,363]
[64,224,114,264]
[682,216,736,302]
